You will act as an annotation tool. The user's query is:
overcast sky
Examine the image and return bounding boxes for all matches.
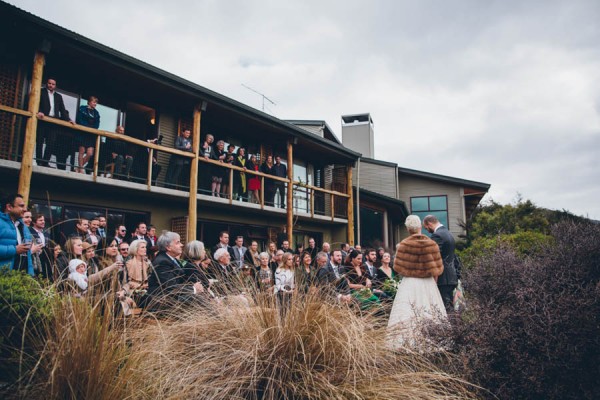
[9,0,600,219]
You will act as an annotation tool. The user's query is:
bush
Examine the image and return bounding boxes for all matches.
[0,269,55,382]
[458,231,554,269]
[439,221,600,399]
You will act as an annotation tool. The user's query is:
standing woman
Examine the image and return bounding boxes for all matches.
[244,240,261,269]
[76,96,100,174]
[296,251,316,294]
[232,147,247,201]
[387,215,446,349]
[246,154,261,204]
[275,252,295,313]
[210,140,227,197]
[260,155,275,206]
[376,252,400,299]
[256,252,274,292]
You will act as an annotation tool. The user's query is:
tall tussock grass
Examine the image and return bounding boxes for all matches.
[4,284,477,399]
[124,291,476,399]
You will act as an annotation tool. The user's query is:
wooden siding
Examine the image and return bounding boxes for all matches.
[353,161,397,199]
[157,113,177,182]
[397,175,466,238]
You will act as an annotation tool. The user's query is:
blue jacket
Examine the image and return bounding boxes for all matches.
[0,212,34,275]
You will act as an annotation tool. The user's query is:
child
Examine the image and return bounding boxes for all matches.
[68,259,88,295]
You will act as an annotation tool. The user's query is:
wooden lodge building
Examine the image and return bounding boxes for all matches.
[0,2,489,250]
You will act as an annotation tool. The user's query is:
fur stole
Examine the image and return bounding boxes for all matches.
[394,234,443,278]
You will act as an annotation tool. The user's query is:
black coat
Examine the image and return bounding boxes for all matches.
[430,226,458,287]
[39,88,70,121]
[147,252,194,297]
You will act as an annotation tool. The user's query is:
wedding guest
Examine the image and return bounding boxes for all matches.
[244,240,261,269]
[232,147,247,201]
[210,140,227,197]
[246,154,261,204]
[256,252,274,292]
[75,96,100,174]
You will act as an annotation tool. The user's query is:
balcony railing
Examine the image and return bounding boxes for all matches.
[0,104,350,220]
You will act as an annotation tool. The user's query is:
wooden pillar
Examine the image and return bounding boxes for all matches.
[92,135,101,182]
[147,148,154,191]
[346,164,355,246]
[286,141,294,244]
[18,51,45,203]
[187,106,201,241]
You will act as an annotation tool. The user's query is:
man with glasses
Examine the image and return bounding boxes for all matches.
[115,225,127,244]
[118,242,130,260]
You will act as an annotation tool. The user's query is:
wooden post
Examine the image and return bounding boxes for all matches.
[188,107,201,242]
[147,148,154,191]
[286,141,293,244]
[260,176,265,210]
[229,168,234,204]
[310,189,315,218]
[346,165,355,246]
[330,193,335,221]
[18,51,45,203]
[92,135,101,181]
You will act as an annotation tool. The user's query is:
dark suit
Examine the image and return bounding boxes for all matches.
[207,261,237,296]
[37,88,71,167]
[316,262,349,295]
[129,234,153,250]
[272,162,287,208]
[147,252,194,305]
[430,225,458,312]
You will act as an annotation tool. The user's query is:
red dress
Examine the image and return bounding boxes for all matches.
[248,164,261,191]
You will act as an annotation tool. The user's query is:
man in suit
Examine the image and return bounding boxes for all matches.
[424,215,458,313]
[272,155,287,208]
[36,78,74,168]
[147,231,203,305]
[208,247,237,296]
[231,235,247,271]
[129,221,153,250]
[363,248,378,281]
[28,212,53,280]
[212,231,235,260]
[315,251,351,302]
[307,237,318,266]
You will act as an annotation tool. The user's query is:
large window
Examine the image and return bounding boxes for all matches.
[410,195,448,234]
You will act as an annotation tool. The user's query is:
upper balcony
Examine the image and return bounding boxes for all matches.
[0,2,359,236]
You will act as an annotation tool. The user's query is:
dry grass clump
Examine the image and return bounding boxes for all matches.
[124,291,476,399]
[7,293,133,400]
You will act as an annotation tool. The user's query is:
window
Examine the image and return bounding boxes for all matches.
[410,195,448,235]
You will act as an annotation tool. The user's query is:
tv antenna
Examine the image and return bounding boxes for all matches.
[241,84,276,113]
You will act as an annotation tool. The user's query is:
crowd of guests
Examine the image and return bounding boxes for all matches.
[1,192,459,336]
[35,78,288,207]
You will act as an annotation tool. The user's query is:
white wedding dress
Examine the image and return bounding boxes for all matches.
[387,276,447,350]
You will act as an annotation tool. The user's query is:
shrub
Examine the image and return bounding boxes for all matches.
[0,269,55,382]
[438,221,600,399]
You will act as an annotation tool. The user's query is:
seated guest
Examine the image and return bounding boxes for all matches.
[210,140,226,197]
[246,154,261,204]
[81,242,101,275]
[181,240,210,292]
[208,247,236,296]
[67,254,123,296]
[315,251,351,302]
[105,126,134,180]
[75,96,100,174]
[125,239,150,292]
[146,231,204,305]
[56,237,84,280]
[232,147,247,201]
[165,129,193,189]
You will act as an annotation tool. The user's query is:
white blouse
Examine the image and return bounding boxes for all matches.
[274,268,295,293]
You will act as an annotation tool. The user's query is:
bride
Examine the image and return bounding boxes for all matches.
[387,215,447,349]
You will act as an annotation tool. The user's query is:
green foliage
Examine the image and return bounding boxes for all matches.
[470,199,550,239]
[0,268,56,382]
[459,231,554,268]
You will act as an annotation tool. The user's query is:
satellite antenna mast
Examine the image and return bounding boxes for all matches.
[241,84,276,112]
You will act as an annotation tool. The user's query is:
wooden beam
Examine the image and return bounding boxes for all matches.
[147,148,153,191]
[260,177,265,210]
[310,188,315,218]
[346,165,355,246]
[0,104,33,117]
[187,107,201,242]
[18,51,44,204]
[286,141,293,244]
[92,135,101,182]
[330,192,335,221]
[229,168,234,204]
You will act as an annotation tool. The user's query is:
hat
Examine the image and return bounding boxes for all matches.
[68,259,86,273]
[82,242,96,251]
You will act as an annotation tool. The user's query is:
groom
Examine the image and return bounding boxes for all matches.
[423,215,457,313]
